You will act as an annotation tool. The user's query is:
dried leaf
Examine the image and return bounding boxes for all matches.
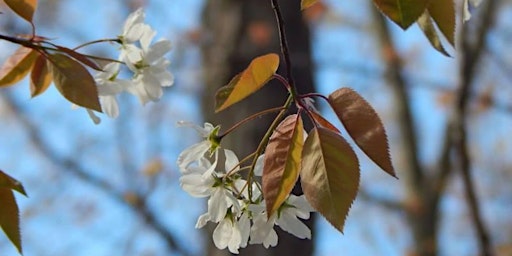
[48,53,101,112]
[301,127,360,233]
[4,0,37,23]
[0,47,37,88]
[30,54,53,97]
[215,53,279,112]
[263,114,304,217]
[328,88,396,177]
[373,0,429,29]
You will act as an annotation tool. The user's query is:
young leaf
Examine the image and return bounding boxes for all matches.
[215,53,279,112]
[300,127,360,233]
[0,189,22,254]
[309,110,341,134]
[373,0,429,29]
[4,0,37,23]
[328,88,396,177]
[48,53,102,112]
[30,54,53,97]
[263,114,304,217]
[301,0,319,10]
[417,12,450,57]
[0,47,37,88]
[428,0,455,47]
[0,171,26,196]
[55,46,102,71]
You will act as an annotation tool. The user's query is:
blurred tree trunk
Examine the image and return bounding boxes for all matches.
[200,0,316,255]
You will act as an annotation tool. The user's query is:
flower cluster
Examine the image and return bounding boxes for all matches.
[84,8,173,123]
[177,122,314,254]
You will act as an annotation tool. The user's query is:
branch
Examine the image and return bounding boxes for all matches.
[1,92,192,256]
[358,190,403,212]
[453,1,498,255]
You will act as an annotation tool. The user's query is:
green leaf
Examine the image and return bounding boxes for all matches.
[215,53,279,112]
[30,54,53,97]
[373,0,429,29]
[328,88,396,177]
[0,189,22,254]
[300,127,360,233]
[417,12,450,57]
[428,0,455,47]
[0,47,37,88]
[301,0,319,10]
[4,0,37,23]
[48,53,102,112]
[0,171,26,196]
[263,114,304,217]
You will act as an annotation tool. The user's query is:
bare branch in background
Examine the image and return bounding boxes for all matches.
[0,91,192,256]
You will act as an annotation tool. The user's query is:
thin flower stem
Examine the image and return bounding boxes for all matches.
[218,106,287,139]
[72,38,121,50]
[273,73,291,90]
[225,152,256,177]
[300,93,330,103]
[247,94,293,201]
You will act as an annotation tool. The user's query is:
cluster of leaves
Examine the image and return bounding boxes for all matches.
[0,0,102,111]
[215,53,396,233]
[303,0,458,56]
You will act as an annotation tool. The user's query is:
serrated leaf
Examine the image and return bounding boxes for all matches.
[300,127,360,233]
[0,47,37,88]
[301,0,319,10]
[215,53,279,112]
[373,0,429,29]
[0,189,22,253]
[4,0,37,23]
[309,110,341,134]
[263,114,304,217]
[328,88,396,177]
[428,0,455,47]
[30,54,53,97]
[417,12,450,57]
[48,53,101,112]
[0,171,26,196]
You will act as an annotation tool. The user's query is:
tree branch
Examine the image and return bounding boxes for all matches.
[1,92,192,256]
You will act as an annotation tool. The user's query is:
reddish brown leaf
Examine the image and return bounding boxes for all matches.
[56,46,102,71]
[0,47,37,88]
[309,110,341,134]
[0,189,22,253]
[0,170,26,196]
[328,88,396,177]
[30,54,53,97]
[263,114,304,217]
[48,53,101,112]
[301,127,360,233]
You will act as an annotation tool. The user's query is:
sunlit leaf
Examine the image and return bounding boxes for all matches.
[55,46,102,71]
[417,12,450,57]
[263,114,304,217]
[4,0,37,23]
[0,47,37,88]
[300,127,360,233]
[428,0,455,47]
[30,54,53,97]
[373,0,429,29]
[309,110,341,134]
[0,189,22,253]
[0,171,26,196]
[48,53,101,112]
[328,88,396,177]
[301,0,319,10]
[215,53,279,112]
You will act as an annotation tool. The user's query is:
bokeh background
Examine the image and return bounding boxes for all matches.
[0,0,511,255]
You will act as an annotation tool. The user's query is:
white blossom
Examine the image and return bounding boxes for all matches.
[176,122,219,173]
[94,62,131,118]
[464,0,483,21]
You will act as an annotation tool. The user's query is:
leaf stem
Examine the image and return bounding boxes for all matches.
[217,106,287,139]
[72,38,122,50]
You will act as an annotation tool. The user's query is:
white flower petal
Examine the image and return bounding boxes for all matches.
[146,40,172,63]
[177,141,210,170]
[208,188,229,223]
[276,210,311,239]
[99,95,119,118]
[253,154,265,176]
[224,149,239,173]
[213,218,232,250]
[195,213,210,229]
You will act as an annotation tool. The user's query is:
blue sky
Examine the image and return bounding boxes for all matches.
[0,0,511,255]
